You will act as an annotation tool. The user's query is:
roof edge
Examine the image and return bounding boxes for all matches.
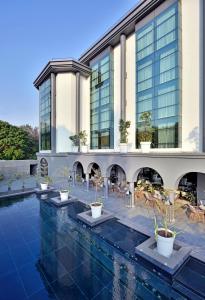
[79,0,165,64]
[33,59,91,89]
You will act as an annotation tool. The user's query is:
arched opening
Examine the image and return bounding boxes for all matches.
[40,158,48,177]
[177,172,205,205]
[109,165,126,186]
[73,162,85,183]
[137,167,163,189]
[88,163,103,191]
[89,163,101,177]
[106,164,128,197]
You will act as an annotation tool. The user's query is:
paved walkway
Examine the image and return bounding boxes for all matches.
[0,177,205,255]
[69,183,205,253]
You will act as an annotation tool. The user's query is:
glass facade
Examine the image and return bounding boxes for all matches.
[39,78,51,150]
[136,3,181,148]
[90,51,114,149]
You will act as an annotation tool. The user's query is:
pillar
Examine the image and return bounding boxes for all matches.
[104,177,109,199]
[72,170,76,186]
[129,182,135,208]
[51,73,56,153]
[76,72,80,133]
[86,173,89,192]
[120,34,126,121]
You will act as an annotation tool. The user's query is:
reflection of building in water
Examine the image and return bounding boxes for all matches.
[39,201,69,282]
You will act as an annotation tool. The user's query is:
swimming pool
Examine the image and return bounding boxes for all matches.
[0,192,203,299]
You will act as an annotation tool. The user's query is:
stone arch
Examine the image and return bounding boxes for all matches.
[40,158,48,177]
[175,171,205,204]
[86,162,102,177]
[106,164,127,185]
[132,166,164,187]
[72,161,85,179]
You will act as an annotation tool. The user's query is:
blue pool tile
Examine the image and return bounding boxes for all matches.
[0,251,16,277]
[27,238,41,259]
[79,260,113,285]
[55,246,88,272]
[70,263,106,299]
[39,251,68,283]
[18,261,46,297]
[0,239,9,255]
[51,274,86,300]
[28,287,57,300]
[9,244,34,269]
[0,271,27,300]
[92,287,113,299]
[20,225,39,243]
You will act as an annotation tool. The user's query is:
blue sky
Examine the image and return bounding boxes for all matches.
[0,0,138,127]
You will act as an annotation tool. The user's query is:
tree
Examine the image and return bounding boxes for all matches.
[0,120,39,160]
[20,124,39,156]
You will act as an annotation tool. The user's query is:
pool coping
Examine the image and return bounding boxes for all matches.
[0,188,35,199]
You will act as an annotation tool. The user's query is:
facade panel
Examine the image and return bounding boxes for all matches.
[136,2,181,149]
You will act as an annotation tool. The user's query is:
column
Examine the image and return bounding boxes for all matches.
[86,173,89,192]
[129,182,135,208]
[51,73,56,153]
[104,177,109,199]
[120,34,126,120]
[76,72,80,134]
[72,170,76,186]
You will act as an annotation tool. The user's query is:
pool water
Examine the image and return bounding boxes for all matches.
[0,192,197,299]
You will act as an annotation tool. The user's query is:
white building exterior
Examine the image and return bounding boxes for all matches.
[34,0,205,205]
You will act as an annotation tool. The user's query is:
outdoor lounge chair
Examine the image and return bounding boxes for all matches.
[186,204,205,223]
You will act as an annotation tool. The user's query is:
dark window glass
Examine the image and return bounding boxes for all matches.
[90,52,114,149]
[39,78,51,150]
[136,3,181,148]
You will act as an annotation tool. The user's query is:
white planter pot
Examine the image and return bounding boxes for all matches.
[40,183,48,190]
[81,145,88,153]
[60,190,69,201]
[72,146,79,152]
[119,143,128,153]
[90,202,102,219]
[157,228,175,258]
[140,141,151,153]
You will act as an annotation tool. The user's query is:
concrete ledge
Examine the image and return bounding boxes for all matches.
[49,196,77,207]
[77,209,114,227]
[135,237,192,275]
[34,187,55,194]
[0,188,35,200]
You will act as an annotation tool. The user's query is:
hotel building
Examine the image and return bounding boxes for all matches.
[34,0,205,205]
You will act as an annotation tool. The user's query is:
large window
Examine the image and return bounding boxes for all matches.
[90,51,114,149]
[39,78,51,150]
[136,3,181,148]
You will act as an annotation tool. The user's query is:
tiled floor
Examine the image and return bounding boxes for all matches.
[69,183,205,250]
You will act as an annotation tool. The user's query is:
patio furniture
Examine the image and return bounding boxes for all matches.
[144,192,158,208]
[186,204,205,223]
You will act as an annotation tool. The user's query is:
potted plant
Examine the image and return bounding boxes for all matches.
[138,111,153,153]
[90,197,103,219]
[58,167,72,199]
[119,119,131,153]
[154,217,177,258]
[69,135,79,152]
[79,130,88,153]
[59,189,70,201]
[40,176,52,191]
[90,168,103,218]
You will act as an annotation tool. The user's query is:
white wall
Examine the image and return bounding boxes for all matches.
[113,44,121,151]
[126,33,136,151]
[56,73,76,153]
[80,76,90,146]
[181,0,203,152]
